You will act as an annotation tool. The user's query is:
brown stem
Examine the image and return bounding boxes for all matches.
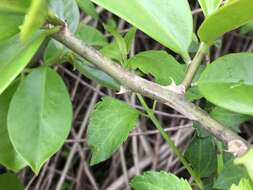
[53,27,250,157]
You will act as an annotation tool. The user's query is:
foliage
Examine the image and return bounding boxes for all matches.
[0,0,252,189]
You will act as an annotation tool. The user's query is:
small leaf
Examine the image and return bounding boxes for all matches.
[0,81,27,172]
[49,0,80,33]
[198,0,222,17]
[240,20,253,35]
[7,67,72,174]
[74,60,119,90]
[0,173,24,190]
[198,0,253,43]
[214,159,249,189]
[235,148,253,181]
[20,0,47,42]
[76,0,98,19]
[100,27,136,63]
[76,23,108,47]
[127,50,185,85]
[210,107,251,132]
[91,0,193,58]
[230,178,253,190]
[130,171,192,190]
[87,97,139,165]
[0,32,46,95]
[198,53,253,115]
[185,135,217,177]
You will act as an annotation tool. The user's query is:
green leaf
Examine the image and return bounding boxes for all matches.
[230,178,253,190]
[214,159,249,189]
[130,171,192,190]
[0,173,24,190]
[198,0,253,43]
[210,107,251,132]
[49,0,80,33]
[74,60,120,90]
[20,0,47,42]
[0,81,27,172]
[0,0,30,13]
[127,50,185,85]
[198,53,253,115]
[7,67,72,174]
[100,27,136,63]
[0,32,46,95]
[91,0,193,58]
[76,0,98,19]
[76,23,108,47]
[0,12,24,42]
[240,20,253,35]
[104,24,128,64]
[185,135,217,177]
[235,148,253,181]
[87,97,138,165]
[198,0,222,17]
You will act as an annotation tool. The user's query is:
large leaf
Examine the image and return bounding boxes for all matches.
[210,107,251,132]
[127,50,185,85]
[230,178,253,190]
[235,148,253,181]
[130,171,192,190]
[198,53,253,115]
[20,0,47,42]
[0,81,27,172]
[91,0,193,58]
[198,0,253,43]
[0,173,24,190]
[0,12,24,42]
[0,32,46,95]
[185,135,217,177]
[49,0,80,33]
[87,97,139,165]
[214,159,249,189]
[7,67,72,174]
[0,0,30,13]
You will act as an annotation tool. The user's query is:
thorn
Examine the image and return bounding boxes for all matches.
[163,79,186,95]
[116,86,131,94]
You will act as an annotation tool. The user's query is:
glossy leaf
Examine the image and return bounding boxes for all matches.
[7,67,72,174]
[198,0,222,17]
[0,173,24,190]
[210,107,251,132]
[74,60,119,90]
[230,178,253,190]
[20,0,47,42]
[91,0,193,57]
[127,50,185,85]
[0,12,24,42]
[214,159,248,189]
[87,97,139,165]
[76,0,98,19]
[76,23,108,47]
[185,135,217,177]
[198,53,253,115]
[0,32,46,95]
[198,0,253,43]
[130,171,192,190]
[235,148,253,181]
[0,81,27,172]
[49,0,80,33]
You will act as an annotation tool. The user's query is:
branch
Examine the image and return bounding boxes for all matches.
[52,27,250,156]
